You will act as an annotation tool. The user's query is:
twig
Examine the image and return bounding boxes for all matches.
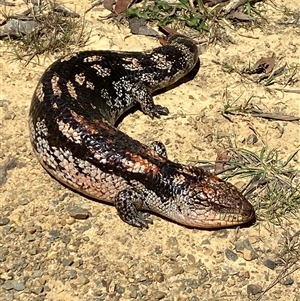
[256,259,299,301]
[85,0,103,13]
[273,88,300,94]
[223,0,248,14]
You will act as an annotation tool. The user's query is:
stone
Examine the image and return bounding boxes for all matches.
[67,206,90,220]
[263,259,276,270]
[225,249,238,261]
[247,284,262,295]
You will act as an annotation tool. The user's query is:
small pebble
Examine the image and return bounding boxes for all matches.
[150,291,167,299]
[67,206,90,220]
[13,281,25,291]
[3,110,15,120]
[69,269,77,279]
[47,251,59,259]
[49,229,60,240]
[263,259,276,270]
[0,247,9,261]
[33,270,44,278]
[227,267,240,275]
[28,247,38,255]
[3,280,14,290]
[235,239,258,260]
[26,233,35,242]
[19,199,30,205]
[30,285,44,295]
[243,248,258,261]
[168,266,184,277]
[77,276,90,286]
[27,226,37,234]
[247,284,262,295]
[62,257,74,266]
[0,217,10,226]
[66,217,76,225]
[247,134,258,145]
[281,278,294,286]
[114,283,125,294]
[225,249,238,261]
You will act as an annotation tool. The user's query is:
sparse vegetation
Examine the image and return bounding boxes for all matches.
[223,92,254,115]
[224,147,299,223]
[127,0,209,31]
[126,0,260,34]
[256,229,300,301]
[1,1,90,64]
[197,144,300,225]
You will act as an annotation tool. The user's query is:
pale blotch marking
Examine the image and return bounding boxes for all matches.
[83,55,104,63]
[57,119,82,144]
[51,73,62,97]
[122,153,160,175]
[91,64,111,77]
[100,88,110,100]
[67,81,77,99]
[172,174,186,185]
[35,82,44,102]
[150,53,173,70]
[61,54,76,62]
[122,57,144,71]
[75,73,85,85]
[86,81,95,90]
[29,117,48,143]
[35,118,49,137]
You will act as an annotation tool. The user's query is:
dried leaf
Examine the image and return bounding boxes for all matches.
[223,0,248,14]
[129,17,158,37]
[85,0,103,13]
[53,4,80,17]
[251,109,300,121]
[205,0,229,7]
[228,11,256,21]
[215,148,231,173]
[0,0,15,6]
[115,0,134,14]
[253,53,275,74]
[0,19,38,38]
[159,25,178,36]
[103,0,115,12]
[158,26,180,45]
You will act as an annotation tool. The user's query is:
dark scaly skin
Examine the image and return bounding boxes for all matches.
[29,34,255,229]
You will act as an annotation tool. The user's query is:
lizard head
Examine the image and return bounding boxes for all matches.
[159,165,255,229]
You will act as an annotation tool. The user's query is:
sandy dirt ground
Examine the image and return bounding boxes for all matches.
[0,0,299,300]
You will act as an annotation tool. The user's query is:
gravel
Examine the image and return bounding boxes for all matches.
[263,259,277,270]
[0,217,10,226]
[225,248,238,261]
[67,206,90,220]
[247,284,263,295]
